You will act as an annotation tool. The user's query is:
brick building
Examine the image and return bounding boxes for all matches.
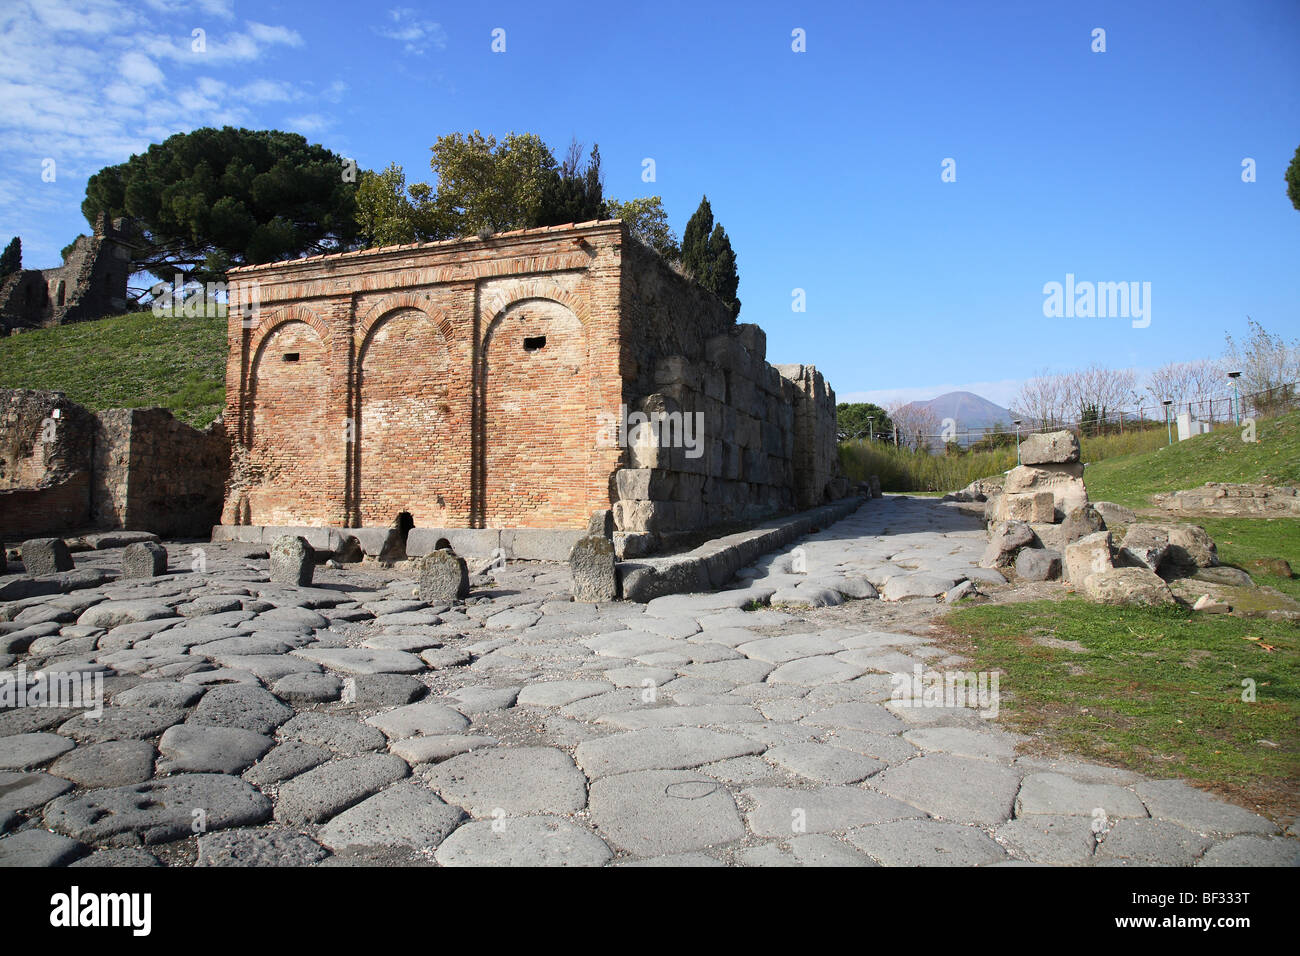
[219,221,843,559]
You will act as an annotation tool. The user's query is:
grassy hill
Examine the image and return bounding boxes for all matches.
[0,311,226,428]
[1085,410,1300,508]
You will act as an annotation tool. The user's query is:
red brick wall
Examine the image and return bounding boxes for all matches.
[224,223,626,532]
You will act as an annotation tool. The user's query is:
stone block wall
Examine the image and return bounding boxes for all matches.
[1154,482,1300,517]
[612,238,840,543]
[92,408,229,537]
[0,390,95,536]
[0,389,227,539]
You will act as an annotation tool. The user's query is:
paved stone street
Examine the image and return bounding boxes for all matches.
[2,496,1296,867]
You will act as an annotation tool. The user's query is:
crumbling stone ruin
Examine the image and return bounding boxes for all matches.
[0,215,133,334]
[1154,482,1300,517]
[219,221,845,561]
[0,389,228,538]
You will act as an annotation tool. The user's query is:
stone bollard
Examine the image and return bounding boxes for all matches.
[270,535,315,586]
[122,541,168,578]
[418,550,469,602]
[868,475,882,499]
[21,537,74,576]
[587,509,614,540]
[569,534,619,602]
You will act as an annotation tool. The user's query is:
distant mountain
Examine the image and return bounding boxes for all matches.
[905,391,1017,431]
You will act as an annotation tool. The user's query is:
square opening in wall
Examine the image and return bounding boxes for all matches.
[523,336,546,352]
[282,352,300,362]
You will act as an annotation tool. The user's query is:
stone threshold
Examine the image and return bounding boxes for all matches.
[617,496,866,603]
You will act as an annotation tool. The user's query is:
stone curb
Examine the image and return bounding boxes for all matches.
[618,496,867,603]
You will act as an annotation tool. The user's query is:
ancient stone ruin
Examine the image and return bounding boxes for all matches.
[218,221,845,562]
[0,215,133,334]
[0,389,228,539]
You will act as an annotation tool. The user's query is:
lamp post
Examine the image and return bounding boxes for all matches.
[867,417,874,443]
[1227,371,1242,426]
[1162,400,1173,445]
[1012,419,1023,465]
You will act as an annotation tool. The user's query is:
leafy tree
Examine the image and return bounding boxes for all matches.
[425,130,556,237]
[680,195,741,316]
[606,196,679,259]
[1287,144,1300,211]
[82,126,358,285]
[355,163,437,247]
[0,236,20,277]
[836,402,894,441]
[534,140,606,227]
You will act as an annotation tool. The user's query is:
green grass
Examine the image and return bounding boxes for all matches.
[943,600,1300,817]
[1195,515,1300,602]
[0,310,227,428]
[1084,410,1300,509]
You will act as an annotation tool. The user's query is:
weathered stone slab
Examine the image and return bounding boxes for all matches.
[366,701,469,740]
[0,828,84,867]
[44,773,272,845]
[436,815,611,867]
[419,747,588,816]
[196,828,328,866]
[575,727,764,778]
[1014,772,1148,818]
[276,712,387,755]
[743,785,923,837]
[318,782,465,852]
[189,685,293,735]
[157,724,273,774]
[588,770,744,855]
[846,819,1007,866]
[0,732,75,770]
[873,753,1021,825]
[292,647,424,675]
[48,740,156,788]
[274,753,410,824]
[764,742,884,784]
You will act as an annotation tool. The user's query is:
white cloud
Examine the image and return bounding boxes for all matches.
[0,1,320,264]
[374,7,446,55]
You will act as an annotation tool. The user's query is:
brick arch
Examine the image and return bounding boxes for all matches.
[355,295,453,360]
[248,305,330,360]
[478,279,590,335]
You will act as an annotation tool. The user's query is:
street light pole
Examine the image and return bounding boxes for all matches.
[1162,400,1173,445]
[1228,371,1242,426]
[1012,419,1023,465]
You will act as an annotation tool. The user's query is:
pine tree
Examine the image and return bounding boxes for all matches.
[0,236,20,277]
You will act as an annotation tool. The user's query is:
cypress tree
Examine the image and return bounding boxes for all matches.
[680,196,714,282]
[0,236,21,277]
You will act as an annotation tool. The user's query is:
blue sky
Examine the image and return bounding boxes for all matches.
[2,0,1297,407]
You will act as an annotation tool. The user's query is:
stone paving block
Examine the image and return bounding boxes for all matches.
[436,815,612,867]
[318,781,465,852]
[1015,772,1148,819]
[419,747,587,817]
[589,770,745,856]
[994,815,1097,865]
[57,707,185,744]
[764,742,884,785]
[0,732,75,770]
[1095,818,1212,866]
[44,773,272,844]
[767,656,865,686]
[0,828,84,867]
[1134,778,1277,836]
[189,685,292,735]
[197,828,328,866]
[49,740,156,788]
[575,727,765,778]
[276,712,387,755]
[292,647,424,675]
[366,701,470,739]
[157,724,274,774]
[389,735,498,764]
[1195,835,1300,867]
[743,785,924,837]
[274,753,410,825]
[243,741,332,787]
[846,819,1007,866]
